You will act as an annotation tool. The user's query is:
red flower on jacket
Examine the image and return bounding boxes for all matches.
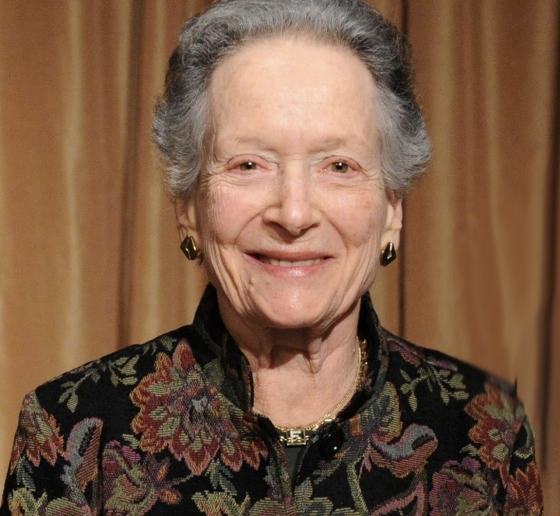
[9,392,64,474]
[504,463,543,515]
[130,340,267,475]
[465,382,525,483]
[429,457,499,515]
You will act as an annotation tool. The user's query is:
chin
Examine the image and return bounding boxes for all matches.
[251,298,343,331]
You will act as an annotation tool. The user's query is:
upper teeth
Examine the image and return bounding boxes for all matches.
[260,257,323,267]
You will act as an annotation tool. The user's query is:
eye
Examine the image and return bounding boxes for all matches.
[239,161,257,171]
[226,156,270,174]
[330,161,349,173]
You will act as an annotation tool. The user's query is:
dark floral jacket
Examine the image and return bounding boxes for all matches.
[1,286,543,515]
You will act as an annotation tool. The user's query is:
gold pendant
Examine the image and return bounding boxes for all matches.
[279,428,309,446]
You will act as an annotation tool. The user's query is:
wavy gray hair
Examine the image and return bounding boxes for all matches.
[153,0,430,200]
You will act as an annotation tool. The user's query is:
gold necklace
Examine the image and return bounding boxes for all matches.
[273,337,368,447]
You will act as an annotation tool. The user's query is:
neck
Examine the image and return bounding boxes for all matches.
[217,293,363,428]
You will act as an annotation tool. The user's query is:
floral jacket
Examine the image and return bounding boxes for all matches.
[1,286,543,515]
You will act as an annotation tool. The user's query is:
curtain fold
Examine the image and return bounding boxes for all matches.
[541,26,560,505]
[124,0,210,348]
[405,0,558,444]
[367,0,404,336]
[0,0,135,476]
[0,0,557,507]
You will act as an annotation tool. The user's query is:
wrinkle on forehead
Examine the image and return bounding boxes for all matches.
[206,36,380,164]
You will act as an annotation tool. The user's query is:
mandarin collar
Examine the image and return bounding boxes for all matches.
[187,284,388,419]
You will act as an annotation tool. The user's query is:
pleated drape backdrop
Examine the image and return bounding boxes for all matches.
[0,0,558,508]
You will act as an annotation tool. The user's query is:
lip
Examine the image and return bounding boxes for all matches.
[247,252,332,270]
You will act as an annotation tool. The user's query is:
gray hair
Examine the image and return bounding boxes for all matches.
[153,0,430,200]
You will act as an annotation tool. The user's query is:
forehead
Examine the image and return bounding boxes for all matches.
[207,36,379,149]
[210,35,376,101]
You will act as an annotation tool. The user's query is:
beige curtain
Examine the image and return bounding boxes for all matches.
[0,0,558,508]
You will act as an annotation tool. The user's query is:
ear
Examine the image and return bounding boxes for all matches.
[381,193,403,251]
[175,196,200,244]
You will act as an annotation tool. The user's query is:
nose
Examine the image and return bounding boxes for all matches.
[263,165,320,236]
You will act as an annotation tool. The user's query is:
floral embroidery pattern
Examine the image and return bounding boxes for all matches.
[369,475,427,516]
[58,356,139,413]
[465,382,525,483]
[396,355,469,411]
[103,442,181,515]
[131,340,267,476]
[361,382,438,479]
[504,463,543,515]
[9,393,64,475]
[193,491,287,516]
[430,457,499,515]
[0,289,543,515]
[61,418,103,509]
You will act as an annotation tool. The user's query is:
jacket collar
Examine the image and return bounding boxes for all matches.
[187,284,389,420]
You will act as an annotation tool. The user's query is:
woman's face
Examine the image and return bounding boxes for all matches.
[177,37,402,333]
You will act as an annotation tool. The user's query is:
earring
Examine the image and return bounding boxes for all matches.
[180,235,200,261]
[380,242,396,267]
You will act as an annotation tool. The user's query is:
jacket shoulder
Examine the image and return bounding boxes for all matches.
[32,326,191,432]
[381,327,517,398]
[378,328,542,512]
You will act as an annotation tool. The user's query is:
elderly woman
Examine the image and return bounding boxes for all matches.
[1,0,542,514]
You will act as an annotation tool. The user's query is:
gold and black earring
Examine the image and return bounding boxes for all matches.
[380,242,396,267]
[180,235,200,261]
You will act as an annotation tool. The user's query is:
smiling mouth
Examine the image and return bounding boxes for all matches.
[255,255,325,267]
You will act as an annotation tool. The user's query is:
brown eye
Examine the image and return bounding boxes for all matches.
[331,161,349,173]
[239,161,257,171]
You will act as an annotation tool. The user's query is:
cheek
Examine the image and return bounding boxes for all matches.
[331,191,388,246]
[199,184,258,246]
[202,199,234,246]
